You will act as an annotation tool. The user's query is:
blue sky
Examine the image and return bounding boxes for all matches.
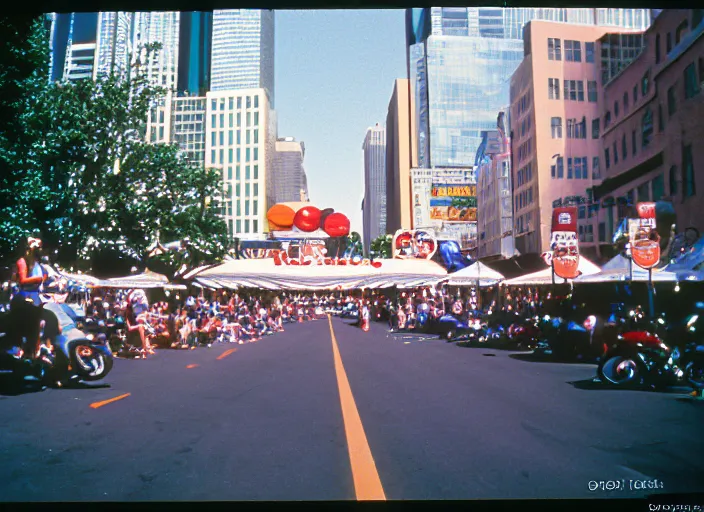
[275,10,407,234]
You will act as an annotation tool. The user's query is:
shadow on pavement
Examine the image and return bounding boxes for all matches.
[0,378,47,396]
[569,378,700,399]
[509,352,599,365]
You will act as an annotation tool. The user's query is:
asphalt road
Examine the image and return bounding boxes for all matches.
[0,316,702,502]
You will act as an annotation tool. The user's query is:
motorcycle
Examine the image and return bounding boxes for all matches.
[0,301,113,388]
[437,314,471,341]
[597,308,704,390]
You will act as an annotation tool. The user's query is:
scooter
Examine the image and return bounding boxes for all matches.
[0,301,113,388]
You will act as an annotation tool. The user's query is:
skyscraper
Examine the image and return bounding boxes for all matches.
[210,9,275,106]
[271,138,308,206]
[49,13,98,82]
[406,7,653,169]
[362,124,387,253]
[178,12,212,96]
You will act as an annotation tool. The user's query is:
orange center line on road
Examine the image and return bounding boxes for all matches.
[90,393,131,409]
[327,315,386,501]
[186,364,199,369]
[217,348,237,360]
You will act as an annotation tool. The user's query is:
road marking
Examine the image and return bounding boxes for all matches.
[90,393,131,409]
[186,364,199,369]
[327,316,386,501]
[217,348,237,360]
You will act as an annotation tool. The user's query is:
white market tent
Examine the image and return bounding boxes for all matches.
[99,269,187,290]
[574,266,680,283]
[186,258,448,291]
[501,257,601,286]
[443,261,505,286]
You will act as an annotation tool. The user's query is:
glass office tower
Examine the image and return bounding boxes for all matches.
[178,11,212,96]
[210,9,275,106]
[407,7,653,169]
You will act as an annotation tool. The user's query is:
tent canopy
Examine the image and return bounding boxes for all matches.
[189,258,448,291]
[575,265,704,283]
[445,261,505,286]
[502,257,601,286]
[98,269,184,289]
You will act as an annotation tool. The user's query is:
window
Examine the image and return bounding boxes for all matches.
[236,220,241,233]
[236,165,240,180]
[587,81,597,102]
[551,117,562,138]
[211,132,216,146]
[592,118,600,139]
[666,32,672,53]
[253,183,259,197]
[670,165,678,195]
[658,104,664,132]
[599,222,606,242]
[592,157,600,179]
[567,118,575,138]
[253,148,259,161]
[228,148,233,164]
[246,131,250,144]
[253,220,258,233]
[642,71,650,96]
[684,62,700,99]
[623,92,629,112]
[683,144,695,197]
[633,84,638,103]
[576,117,586,139]
[605,148,610,169]
[604,111,611,128]
[227,167,232,180]
[548,38,562,60]
[219,131,224,146]
[253,201,258,216]
[211,115,216,129]
[622,134,627,159]
[548,78,560,99]
[586,42,595,63]
[652,174,665,201]
[613,141,618,164]
[551,164,556,178]
[638,182,650,202]
[245,201,250,216]
[254,96,259,108]
[557,156,564,178]
[668,86,677,116]
[237,113,241,126]
[245,183,250,197]
[655,33,661,64]
[237,97,242,109]
[228,131,233,145]
[254,165,259,179]
[693,9,704,28]
[229,98,234,110]
[246,148,250,162]
[577,81,584,101]
[632,130,637,155]
[254,112,259,125]
[676,21,688,45]
[237,148,241,162]
[219,149,224,164]
[254,130,259,144]
[246,97,251,109]
[614,100,619,118]
[245,166,250,180]
[564,80,580,101]
[579,206,586,219]
[244,220,249,233]
[642,109,653,147]
[565,40,581,62]
[568,158,574,179]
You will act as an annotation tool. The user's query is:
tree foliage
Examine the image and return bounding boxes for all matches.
[369,234,392,259]
[0,16,228,272]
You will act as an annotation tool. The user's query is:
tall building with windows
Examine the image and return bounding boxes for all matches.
[509,20,644,257]
[271,138,308,205]
[362,124,387,253]
[406,8,653,170]
[204,89,273,241]
[592,9,704,252]
[95,12,134,80]
[178,11,212,96]
[210,9,275,106]
[477,109,514,260]
[49,13,99,82]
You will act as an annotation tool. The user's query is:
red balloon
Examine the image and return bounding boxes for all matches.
[323,213,350,238]
[293,206,322,232]
[319,208,334,228]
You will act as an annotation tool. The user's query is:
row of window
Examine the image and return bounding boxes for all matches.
[550,117,588,139]
[550,156,595,180]
[654,11,703,64]
[229,219,260,235]
[547,38,596,63]
[211,111,260,130]
[212,96,260,111]
[519,114,532,139]
[516,187,534,211]
[604,109,653,170]
[224,199,259,217]
[224,182,260,198]
[211,147,260,165]
[225,165,260,181]
[516,93,531,117]
[517,138,533,163]
[604,72,650,129]
[547,78,598,102]
[516,162,533,188]
[210,129,260,147]
[515,212,533,235]
[578,224,594,243]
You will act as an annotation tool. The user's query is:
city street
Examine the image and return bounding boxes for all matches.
[0,316,703,502]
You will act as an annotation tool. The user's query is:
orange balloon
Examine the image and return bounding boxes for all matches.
[267,204,296,230]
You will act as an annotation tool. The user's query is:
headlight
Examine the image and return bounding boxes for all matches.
[86,334,94,340]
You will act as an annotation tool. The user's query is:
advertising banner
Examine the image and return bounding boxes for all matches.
[630,202,660,269]
[550,206,580,280]
[430,184,477,222]
[392,229,437,260]
[412,174,432,229]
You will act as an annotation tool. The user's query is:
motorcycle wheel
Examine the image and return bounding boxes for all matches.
[597,354,646,388]
[685,359,704,390]
[445,330,456,342]
[69,343,113,381]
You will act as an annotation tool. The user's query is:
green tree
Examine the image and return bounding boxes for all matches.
[370,234,392,259]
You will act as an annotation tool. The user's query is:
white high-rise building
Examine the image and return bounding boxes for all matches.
[64,43,97,81]
[362,124,387,254]
[204,89,273,241]
[271,138,308,206]
[210,10,275,106]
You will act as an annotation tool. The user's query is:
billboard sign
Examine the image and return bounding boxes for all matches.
[630,202,660,269]
[392,229,437,260]
[430,184,477,222]
[550,206,580,280]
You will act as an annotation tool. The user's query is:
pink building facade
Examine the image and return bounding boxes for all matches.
[593,9,704,252]
[509,21,643,257]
